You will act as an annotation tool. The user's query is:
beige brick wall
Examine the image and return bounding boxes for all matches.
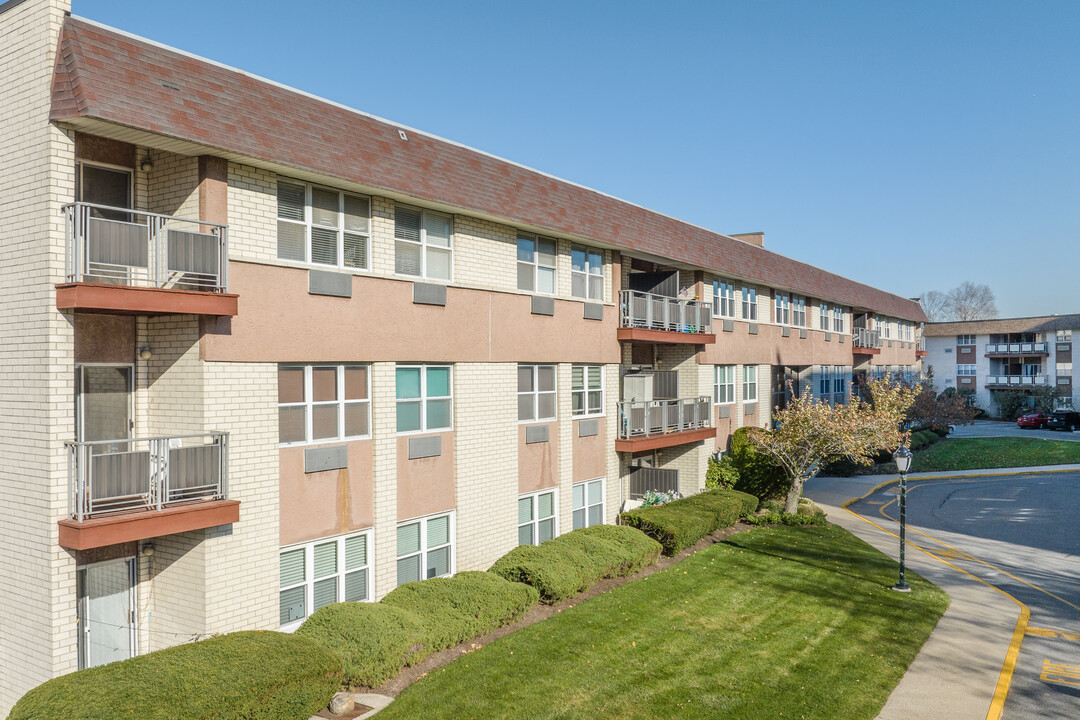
[136,316,205,437]
[369,362,397,598]
[139,530,208,653]
[0,0,77,713]
[146,151,199,219]
[227,163,278,263]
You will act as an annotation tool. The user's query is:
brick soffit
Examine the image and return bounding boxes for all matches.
[50,16,926,322]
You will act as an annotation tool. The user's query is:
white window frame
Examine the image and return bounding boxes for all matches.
[571,365,605,418]
[832,306,844,333]
[571,245,604,301]
[713,280,735,318]
[743,365,758,402]
[279,529,373,632]
[818,302,829,331]
[774,292,790,325]
[276,179,371,270]
[518,489,558,546]
[741,286,757,321]
[792,296,807,327]
[518,364,557,423]
[957,364,977,376]
[834,366,847,398]
[278,365,371,446]
[396,511,455,587]
[819,365,832,396]
[394,204,454,281]
[957,334,976,345]
[572,478,605,530]
[516,232,558,295]
[1057,330,1072,342]
[879,316,892,339]
[714,365,736,404]
[396,364,453,435]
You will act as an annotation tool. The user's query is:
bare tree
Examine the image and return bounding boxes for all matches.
[919,290,949,322]
[945,281,998,321]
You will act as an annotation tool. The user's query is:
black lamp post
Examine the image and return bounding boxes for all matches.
[891,446,913,592]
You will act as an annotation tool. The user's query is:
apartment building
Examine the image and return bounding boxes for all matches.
[924,316,1080,415]
[0,0,926,710]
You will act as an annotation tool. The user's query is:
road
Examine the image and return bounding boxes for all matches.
[845,472,1080,720]
[950,419,1080,442]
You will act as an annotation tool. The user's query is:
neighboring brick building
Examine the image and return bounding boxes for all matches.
[0,0,925,710]
[924,316,1080,416]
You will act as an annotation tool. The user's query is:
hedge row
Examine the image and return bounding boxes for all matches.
[620,488,759,555]
[910,429,941,451]
[8,631,343,720]
[298,571,537,688]
[489,524,662,604]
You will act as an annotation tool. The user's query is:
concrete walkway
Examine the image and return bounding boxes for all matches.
[806,472,1049,720]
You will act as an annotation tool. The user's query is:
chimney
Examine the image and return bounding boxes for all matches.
[729,232,764,248]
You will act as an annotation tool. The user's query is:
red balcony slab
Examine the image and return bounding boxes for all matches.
[615,427,715,452]
[617,327,716,344]
[56,283,239,316]
[58,499,240,550]
[852,345,881,355]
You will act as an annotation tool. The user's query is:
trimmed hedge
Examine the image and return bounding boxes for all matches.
[620,488,759,556]
[8,631,342,720]
[298,571,538,688]
[489,524,662,604]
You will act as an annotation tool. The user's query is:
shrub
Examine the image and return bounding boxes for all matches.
[747,510,828,526]
[8,631,342,720]
[299,572,539,688]
[819,455,861,477]
[620,489,758,556]
[297,603,427,688]
[382,572,538,653]
[727,427,791,500]
[489,525,661,604]
[705,456,740,490]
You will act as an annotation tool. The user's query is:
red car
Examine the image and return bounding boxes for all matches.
[1017,412,1049,429]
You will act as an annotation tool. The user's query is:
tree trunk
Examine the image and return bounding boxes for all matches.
[784,478,802,514]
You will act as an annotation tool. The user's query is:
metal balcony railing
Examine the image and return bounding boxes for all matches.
[984,375,1048,388]
[617,397,712,439]
[853,327,882,348]
[916,337,926,351]
[984,342,1049,355]
[628,467,680,499]
[64,202,229,292]
[67,433,229,522]
[619,290,712,334]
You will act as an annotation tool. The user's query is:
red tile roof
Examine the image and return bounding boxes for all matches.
[51,16,926,322]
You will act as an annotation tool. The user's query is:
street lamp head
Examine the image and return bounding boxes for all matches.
[894,445,913,474]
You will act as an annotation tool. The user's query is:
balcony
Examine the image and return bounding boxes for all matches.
[984,342,1049,357]
[627,466,680,500]
[58,432,238,550]
[984,375,1048,389]
[618,290,715,344]
[916,337,927,357]
[616,397,713,452]
[852,328,882,355]
[56,202,238,316]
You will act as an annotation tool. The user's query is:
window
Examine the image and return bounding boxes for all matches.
[572,478,604,530]
[278,365,370,445]
[397,513,454,586]
[876,316,891,339]
[518,364,556,422]
[279,531,371,629]
[395,205,453,280]
[743,365,758,402]
[713,280,735,318]
[957,334,975,346]
[902,322,912,342]
[517,233,557,294]
[714,365,736,404]
[791,297,807,327]
[957,364,977,376]
[572,365,604,417]
[1058,330,1072,342]
[518,489,557,545]
[396,365,452,433]
[819,366,832,396]
[818,302,829,331]
[1057,362,1073,377]
[277,180,370,269]
[741,287,757,321]
[571,245,604,300]
[774,293,790,325]
[834,366,847,397]
[832,307,844,333]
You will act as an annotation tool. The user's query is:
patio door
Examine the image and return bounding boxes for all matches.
[76,365,133,448]
[77,558,136,669]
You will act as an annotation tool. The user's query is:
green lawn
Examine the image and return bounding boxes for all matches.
[909,436,1080,472]
[377,525,948,720]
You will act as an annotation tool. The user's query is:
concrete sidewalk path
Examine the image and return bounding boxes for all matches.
[808,475,1024,720]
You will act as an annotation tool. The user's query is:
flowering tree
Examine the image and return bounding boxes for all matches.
[748,379,917,513]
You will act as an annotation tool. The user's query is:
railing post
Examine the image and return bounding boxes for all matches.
[221,433,229,499]
[220,227,229,293]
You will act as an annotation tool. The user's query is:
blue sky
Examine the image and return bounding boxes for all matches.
[81,0,1080,317]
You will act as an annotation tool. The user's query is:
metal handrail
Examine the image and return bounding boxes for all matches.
[66,432,228,522]
[984,342,1048,354]
[984,375,1048,387]
[853,327,881,348]
[617,397,712,439]
[63,201,229,292]
[619,290,712,334]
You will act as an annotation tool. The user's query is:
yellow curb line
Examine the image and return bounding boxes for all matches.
[839,499,1028,720]
[1028,627,1080,643]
